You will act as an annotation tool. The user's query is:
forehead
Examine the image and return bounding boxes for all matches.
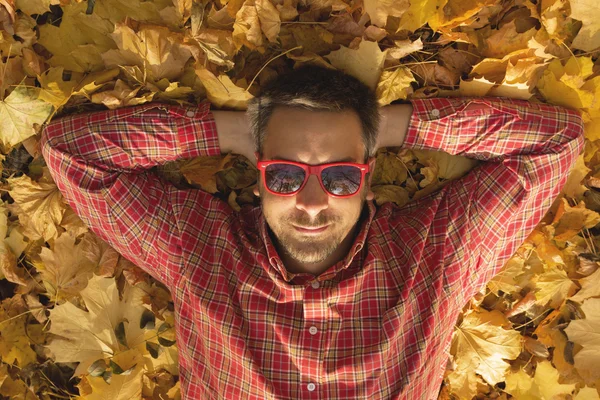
[262,107,364,164]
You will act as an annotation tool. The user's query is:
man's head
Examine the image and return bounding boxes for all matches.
[247,65,380,267]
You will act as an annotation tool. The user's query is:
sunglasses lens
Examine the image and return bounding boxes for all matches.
[265,163,305,194]
[264,163,362,196]
[322,165,361,195]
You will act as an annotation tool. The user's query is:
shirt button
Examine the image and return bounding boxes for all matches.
[309,326,318,335]
[431,109,440,117]
[186,110,195,117]
[307,383,316,391]
[311,280,320,289]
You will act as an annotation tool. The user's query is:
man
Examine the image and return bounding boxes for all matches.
[41,65,585,399]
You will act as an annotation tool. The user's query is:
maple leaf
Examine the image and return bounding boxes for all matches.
[6,172,66,242]
[0,302,43,368]
[449,309,522,389]
[36,231,98,304]
[570,268,600,303]
[569,0,600,52]
[564,298,600,385]
[47,274,178,379]
[548,198,600,242]
[325,40,387,90]
[504,360,577,399]
[376,67,415,106]
[363,0,410,28]
[102,23,192,82]
[0,85,52,147]
[195,65,253,110]
[533,266,577,309]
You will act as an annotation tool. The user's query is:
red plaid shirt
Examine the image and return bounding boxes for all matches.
[41,97,584,400]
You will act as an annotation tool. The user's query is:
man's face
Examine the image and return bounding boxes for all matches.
[253,107,376,265]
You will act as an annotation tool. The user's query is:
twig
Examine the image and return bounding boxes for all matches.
[246,46,303,92]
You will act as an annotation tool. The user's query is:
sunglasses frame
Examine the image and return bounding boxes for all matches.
[256,158,370,198]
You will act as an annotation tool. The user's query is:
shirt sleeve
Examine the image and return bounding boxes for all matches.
[40,102,224,290]
[402,97,585,301]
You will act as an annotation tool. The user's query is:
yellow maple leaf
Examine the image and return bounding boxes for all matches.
[533,266,577,308]
[449,309,522,387]
[397,0,444,32]
[569,0,600,52]
[363,0,410,28]
[325,40,387,90]
[504,360,577,399]
[0,86,52,147]
[570,268,600,303]
[376,67,415,106]
[36,231,98,304]
[195,65,253,110]
[6,172,66,242]
[564,298,600,385]
[37,66,77,110]
[47,274,176,379]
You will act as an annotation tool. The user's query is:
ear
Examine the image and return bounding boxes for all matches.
[367,156,377,186]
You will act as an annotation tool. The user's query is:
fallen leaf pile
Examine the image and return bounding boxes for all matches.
[0,0,599,398]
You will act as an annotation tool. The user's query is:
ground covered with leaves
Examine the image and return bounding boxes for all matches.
[0,0,599,398]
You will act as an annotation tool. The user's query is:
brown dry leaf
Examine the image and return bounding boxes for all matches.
[564,298,600,385]
[90,79,155,110]
[0,303,42,369]
[548,198,600,242]
[232,0,280,51]
[102,23,192,82]
[427,0,497,31]
[6,172,66,242]
[180,153,234,193]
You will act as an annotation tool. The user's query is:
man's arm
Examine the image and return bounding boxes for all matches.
[381,97,585,302]
[41,102,243,290]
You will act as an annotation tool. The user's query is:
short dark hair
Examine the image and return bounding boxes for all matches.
[246,65,380,162]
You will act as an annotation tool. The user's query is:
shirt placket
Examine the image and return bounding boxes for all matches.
[299,278,328,397]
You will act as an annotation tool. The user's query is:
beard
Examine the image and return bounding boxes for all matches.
[261,184,368,265]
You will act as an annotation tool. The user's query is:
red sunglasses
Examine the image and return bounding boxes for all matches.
[256,155,370,198]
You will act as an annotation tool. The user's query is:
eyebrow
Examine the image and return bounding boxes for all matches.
[272,155,357,163]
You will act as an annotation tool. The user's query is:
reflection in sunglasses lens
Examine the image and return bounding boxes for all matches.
[265,163,361,195]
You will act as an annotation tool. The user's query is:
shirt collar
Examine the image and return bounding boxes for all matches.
[258,200,377,284]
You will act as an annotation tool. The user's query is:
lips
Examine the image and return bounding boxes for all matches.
[294,225,329,234]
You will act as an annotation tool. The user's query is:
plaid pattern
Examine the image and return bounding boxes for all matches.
[40,97,585,400]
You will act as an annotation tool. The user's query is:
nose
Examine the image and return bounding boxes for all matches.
[295,174,329,219]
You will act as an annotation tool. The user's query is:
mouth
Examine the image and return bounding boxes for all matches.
[294,225,329,234]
